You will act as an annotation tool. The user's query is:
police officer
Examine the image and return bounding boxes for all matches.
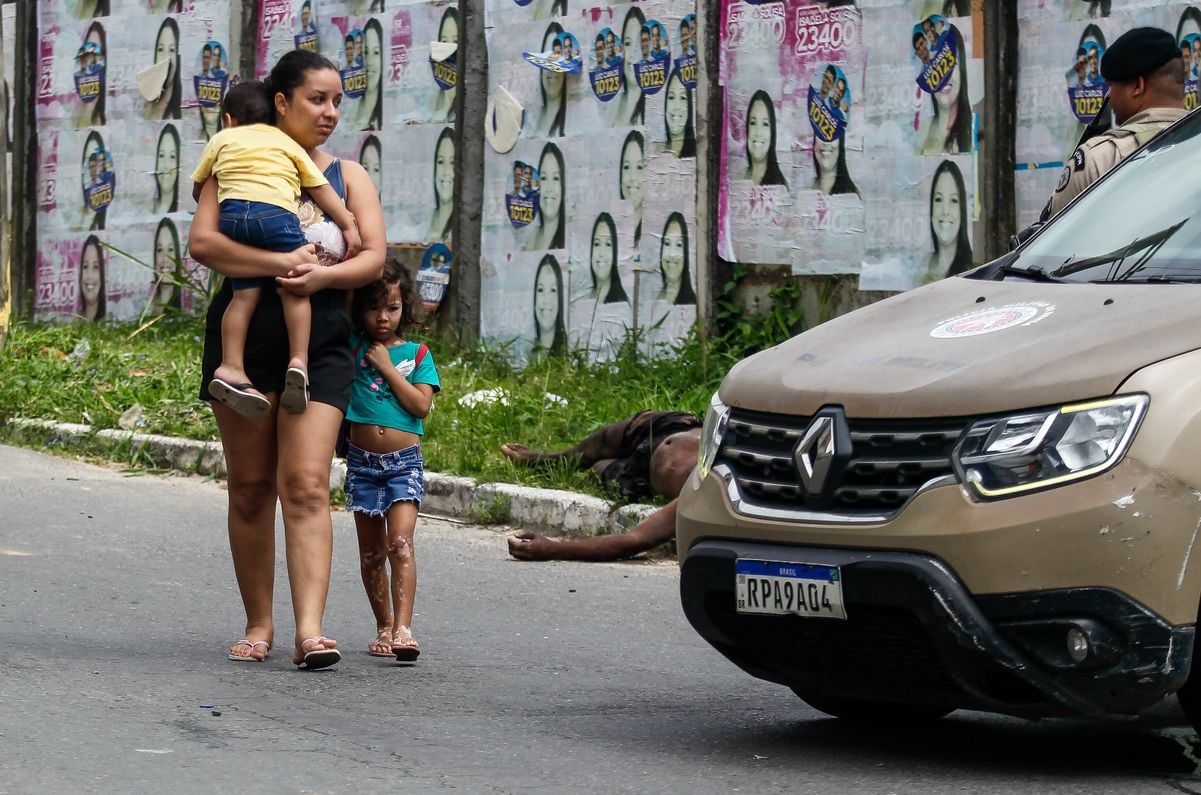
[1045,27,1187,219]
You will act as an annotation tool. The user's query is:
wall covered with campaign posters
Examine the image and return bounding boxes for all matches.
[34,0,227,323]
[27,0,1201,343]
[718,0,980,292]
[1015,0,1201,229]
[477,0,701,362]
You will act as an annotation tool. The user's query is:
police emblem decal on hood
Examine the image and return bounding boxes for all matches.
[930,302,1056,338]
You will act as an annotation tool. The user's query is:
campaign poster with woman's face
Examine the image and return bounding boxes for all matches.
[144,16,182,121]
[34,236,87,321]
[719,0,865,273]
[37,18,112,130]
[430,8,460,95]
[322,16,385,131]
[910,13,972,156]
[638,152,697,351]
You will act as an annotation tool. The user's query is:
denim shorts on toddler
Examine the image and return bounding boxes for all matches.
[219,199,308,292]
[345,442,425,515]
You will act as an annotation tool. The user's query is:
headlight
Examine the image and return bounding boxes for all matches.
[953,394,1148,499]
[696,392,730,481]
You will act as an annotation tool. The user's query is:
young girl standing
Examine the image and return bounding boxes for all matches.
[346,258,440,661]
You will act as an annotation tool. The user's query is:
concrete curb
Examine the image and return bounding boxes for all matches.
[6,417,661,539]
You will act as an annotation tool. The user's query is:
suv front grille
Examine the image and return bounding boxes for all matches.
[716,408,968,518]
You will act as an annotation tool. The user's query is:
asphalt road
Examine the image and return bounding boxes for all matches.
[4,444,1201,794]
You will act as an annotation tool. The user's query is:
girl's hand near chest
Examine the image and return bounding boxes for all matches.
[365,341,398,373]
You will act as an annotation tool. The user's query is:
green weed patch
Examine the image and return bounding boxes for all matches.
[0,319,745,499]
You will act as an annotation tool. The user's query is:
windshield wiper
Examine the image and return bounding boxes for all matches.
[1052,219,1187,280]
[998,264,1064,282]
[1093,274,1201,284]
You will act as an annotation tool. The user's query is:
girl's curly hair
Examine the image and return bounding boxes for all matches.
[351,255,418,338]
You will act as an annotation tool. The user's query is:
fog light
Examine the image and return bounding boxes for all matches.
[1066,627,1090,662]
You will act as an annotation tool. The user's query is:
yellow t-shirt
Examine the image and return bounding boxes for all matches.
[191,123,328,212]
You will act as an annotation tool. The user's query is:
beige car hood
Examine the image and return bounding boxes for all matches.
[721,278,1201,418]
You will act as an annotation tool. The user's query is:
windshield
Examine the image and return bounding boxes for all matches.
[1014,111,1201,283]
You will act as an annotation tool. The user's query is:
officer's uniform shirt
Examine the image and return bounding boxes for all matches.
[1046,107,1186,218]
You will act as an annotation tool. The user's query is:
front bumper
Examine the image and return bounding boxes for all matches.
[680,540,1193,719]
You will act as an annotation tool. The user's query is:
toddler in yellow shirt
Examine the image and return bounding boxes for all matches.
[192,80,361,418]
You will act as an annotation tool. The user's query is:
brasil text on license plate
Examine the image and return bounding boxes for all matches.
[735,559,847,619]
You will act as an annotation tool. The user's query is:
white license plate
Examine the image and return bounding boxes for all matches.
[735,559,846,619]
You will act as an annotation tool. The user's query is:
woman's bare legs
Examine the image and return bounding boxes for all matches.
[275,401,342,662]
[354,511,395,653]
[386,501,419,649]
[213,401,279,660]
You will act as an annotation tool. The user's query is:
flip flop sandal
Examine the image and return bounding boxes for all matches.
[209,378,271,419]
[296,637,341,670]
[280,367,310,415]
[228,639,270,662]
[391,637,421,663]
[368,639,394,658]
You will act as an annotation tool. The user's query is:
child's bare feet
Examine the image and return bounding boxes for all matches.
[391,627,420,662]
[368,628,393,657]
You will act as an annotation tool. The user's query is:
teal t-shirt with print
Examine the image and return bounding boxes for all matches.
[346,334,441,435]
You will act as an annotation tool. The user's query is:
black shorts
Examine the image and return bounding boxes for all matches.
[199,279,354,413]
[598,410,702,500]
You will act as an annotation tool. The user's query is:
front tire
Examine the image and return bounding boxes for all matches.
[1178,665,1201,732]
[792,687,953,722]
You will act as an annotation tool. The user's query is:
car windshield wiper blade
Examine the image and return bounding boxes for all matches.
[1052,219,1187,280]
[999,264,1064,282]
[1092,274,1201,284]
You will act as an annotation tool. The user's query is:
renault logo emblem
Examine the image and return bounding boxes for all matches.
[794,415,836,496]
[791,408,851,507]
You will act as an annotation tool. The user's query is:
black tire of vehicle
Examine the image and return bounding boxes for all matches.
[1177,663,1201,732]
[791,688,954,722]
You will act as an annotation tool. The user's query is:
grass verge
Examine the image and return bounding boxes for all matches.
[0,318,738,501]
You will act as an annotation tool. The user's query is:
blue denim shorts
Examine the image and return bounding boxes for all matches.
[219,199,307,292]
[345,443,425,515]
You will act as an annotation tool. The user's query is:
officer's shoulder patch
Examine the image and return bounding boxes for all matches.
[1073,148,1086,171]
[1055,164,1071,192]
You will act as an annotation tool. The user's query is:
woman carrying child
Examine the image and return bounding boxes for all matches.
[189,50,385,670]
[191,79,361,418]
[346,259,440,661]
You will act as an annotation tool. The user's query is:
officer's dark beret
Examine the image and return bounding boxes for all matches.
[1101,28,1180,82]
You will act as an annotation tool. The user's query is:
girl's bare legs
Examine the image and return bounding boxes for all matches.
[213,401,279,660]
[275,401,342,662]
[386,501,420,649]
[354,511,395,654]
